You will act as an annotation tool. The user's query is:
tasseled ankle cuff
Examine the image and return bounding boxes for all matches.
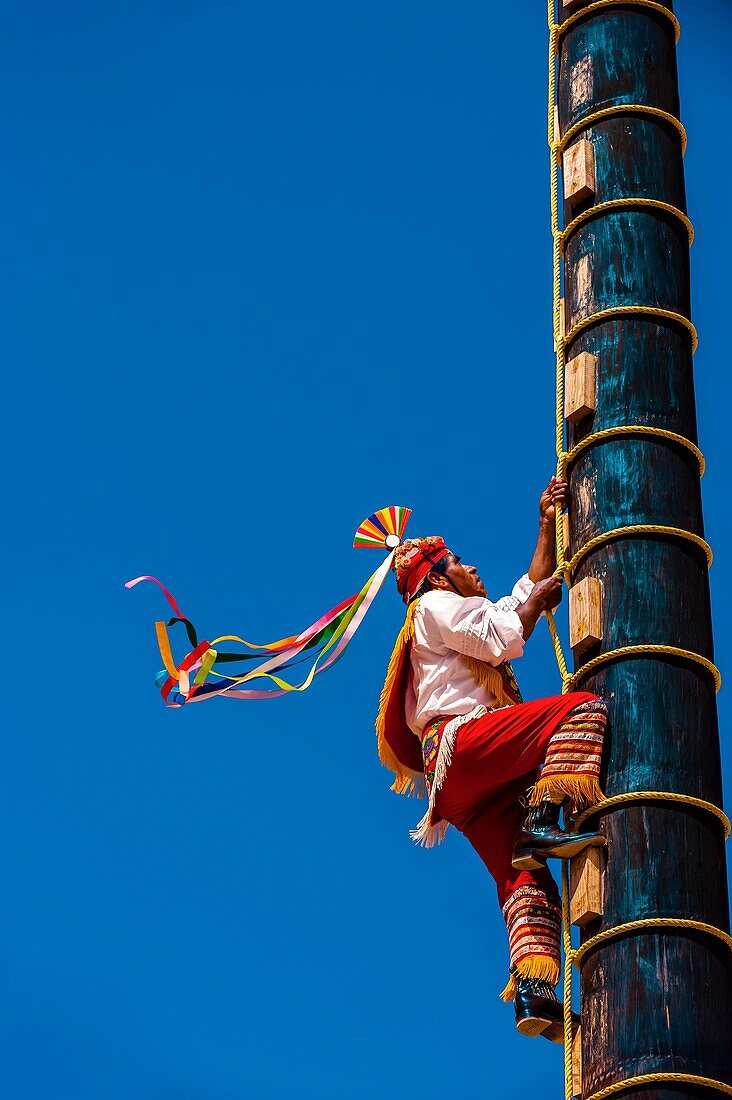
[529,773,604,809]
[499,955,561,1002]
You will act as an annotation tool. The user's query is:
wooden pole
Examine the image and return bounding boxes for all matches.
[555,2,732,1096]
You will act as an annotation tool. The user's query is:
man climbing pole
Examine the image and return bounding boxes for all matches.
[128,482,608,1043]
[375,477,608,1042]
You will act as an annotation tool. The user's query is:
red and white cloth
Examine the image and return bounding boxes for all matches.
[425,693,607,996]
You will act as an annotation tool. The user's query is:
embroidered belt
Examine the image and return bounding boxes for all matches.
[412,705,488,847]
[420,704,510,786]
[421,716,450,787]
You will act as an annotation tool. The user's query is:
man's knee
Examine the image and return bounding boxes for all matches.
[569,693,608,716]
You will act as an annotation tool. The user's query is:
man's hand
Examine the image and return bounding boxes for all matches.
[530,575,563,612]
[539,476,568,525]
[529,477,567,584]
[516,574,563,641]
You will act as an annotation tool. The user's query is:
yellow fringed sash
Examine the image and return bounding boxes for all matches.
[460,654,517,711]
[375,600,423,796]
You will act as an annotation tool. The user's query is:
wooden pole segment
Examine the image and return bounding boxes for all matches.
[556,1,732,1095]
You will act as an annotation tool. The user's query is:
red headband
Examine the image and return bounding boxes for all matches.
[393,537,450,603]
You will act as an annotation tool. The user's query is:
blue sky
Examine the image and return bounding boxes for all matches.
[3,2,730,1096]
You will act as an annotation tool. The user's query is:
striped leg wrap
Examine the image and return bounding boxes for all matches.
[530,698,607,809]
[500,886,562,1002]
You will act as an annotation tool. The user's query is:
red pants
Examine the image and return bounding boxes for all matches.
[434,692,600,908]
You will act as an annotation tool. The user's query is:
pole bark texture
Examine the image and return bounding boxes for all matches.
[556,2,732,1097]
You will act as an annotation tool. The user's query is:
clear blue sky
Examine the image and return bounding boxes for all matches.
[3,2,730,1096]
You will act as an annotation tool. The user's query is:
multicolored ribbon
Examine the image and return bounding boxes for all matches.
[126,506,411,708]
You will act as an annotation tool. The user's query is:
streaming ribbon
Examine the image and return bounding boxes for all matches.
[126,506,411,707]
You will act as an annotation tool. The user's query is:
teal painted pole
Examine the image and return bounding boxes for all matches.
[555,2,732,1096]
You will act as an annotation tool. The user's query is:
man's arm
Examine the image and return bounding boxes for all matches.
[429,593,528,666]
[429,576,564,660]
[515,575,563,642]
[528,476,568,582]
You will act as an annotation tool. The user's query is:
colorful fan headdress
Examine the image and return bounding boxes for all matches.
[126,506,412,709]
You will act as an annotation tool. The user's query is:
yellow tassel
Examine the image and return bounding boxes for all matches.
[529,773,604,810]
[499,954,561,1002]
[390,772,426,798]
[375,601,421,794]
[461,655,515,709]
[499,973,517,1002]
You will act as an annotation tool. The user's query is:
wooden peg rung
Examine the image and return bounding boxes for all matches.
[563,138,596,206]
[554,105,561,148]
[562,513,571,561]
[565,352,597,423]
[569,575,602,653]
[572,1021,583,1098]
[570,845,605,927]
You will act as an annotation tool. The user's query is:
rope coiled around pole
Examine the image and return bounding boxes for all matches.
[564,304,699,354]
[559,197,695,254]
[555,0,681,46]
[556,103,688,160]
[564,524,713,577]
[585,1073,732,1100]
[573,791,731,840]
[561,425,706,479]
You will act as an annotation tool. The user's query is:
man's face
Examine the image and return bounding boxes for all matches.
[431,553,487,598]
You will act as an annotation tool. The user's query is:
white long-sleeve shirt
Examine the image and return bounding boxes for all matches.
[405,574,536,737]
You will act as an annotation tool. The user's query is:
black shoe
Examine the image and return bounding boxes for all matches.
[514,975,577,1043]
[512,799,605,871]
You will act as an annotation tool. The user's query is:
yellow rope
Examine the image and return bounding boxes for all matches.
[563,304,699,354]
[549,14,564,478]
[561,424,706,479]
[561,860,574,1100]
[564,523,713,576]
[574,916,732,965]
[563,643,722,694]
[585,1074,732,1100]
[546,608,570,682]
[556,103,688,160]
[560,197,694,254]
[573,791,731,840]
[553,0,681,46]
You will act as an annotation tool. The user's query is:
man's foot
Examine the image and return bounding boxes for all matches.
[511,799,605,871]
[514,976,577,1043]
